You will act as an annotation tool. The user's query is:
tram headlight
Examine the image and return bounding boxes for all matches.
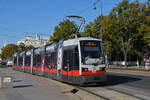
[82,68,88,72]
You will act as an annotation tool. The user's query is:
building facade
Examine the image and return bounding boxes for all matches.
[17,34,49,48]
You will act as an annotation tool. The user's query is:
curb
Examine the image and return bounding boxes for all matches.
[107,67,150,71]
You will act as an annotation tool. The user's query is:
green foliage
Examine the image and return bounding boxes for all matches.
[49,20,78,43]
[18,42,26,52]
[1,44,18,60]
[144,32,150,47]
[1,43,34,60]
[84,16,101,38]
[18,42,34,52]
[26,45,34,50]
[103,40,112,55]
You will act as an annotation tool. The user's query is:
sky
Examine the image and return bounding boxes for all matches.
[0,0,147,49]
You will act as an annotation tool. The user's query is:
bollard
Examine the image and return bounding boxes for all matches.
[0,76,13,88]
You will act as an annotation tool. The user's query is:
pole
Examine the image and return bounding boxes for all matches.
[100,0,103,41]
[93,0,103,40]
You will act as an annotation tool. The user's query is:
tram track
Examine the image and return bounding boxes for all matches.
[76,86,109,100]
[73,85,147,100]
[102,86,146,100]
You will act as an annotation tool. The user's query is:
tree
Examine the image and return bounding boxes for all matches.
[18,42,34,52]
[26,45,34,50]
[49,20,78,43]
[84,18,101,38]
[1,44,18,60]
[109,0,148,67]
[18,42,26,52]
[142,1,150,53]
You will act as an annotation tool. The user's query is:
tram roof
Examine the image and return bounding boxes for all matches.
[63,37,101,46]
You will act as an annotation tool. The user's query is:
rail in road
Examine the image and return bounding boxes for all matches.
[74,86,146,100]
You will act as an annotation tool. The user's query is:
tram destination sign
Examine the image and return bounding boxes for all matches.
[81,41,99,47]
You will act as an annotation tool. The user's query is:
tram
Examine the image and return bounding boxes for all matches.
[12,37,106,85]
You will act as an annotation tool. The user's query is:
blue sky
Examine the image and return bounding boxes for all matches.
[0,0,147,48]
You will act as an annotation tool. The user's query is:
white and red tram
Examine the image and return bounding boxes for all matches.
[12,37,106,85]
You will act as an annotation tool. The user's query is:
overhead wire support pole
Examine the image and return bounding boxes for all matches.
[100,0,103,42]
[94,0,106,66]
[93,0,103,41]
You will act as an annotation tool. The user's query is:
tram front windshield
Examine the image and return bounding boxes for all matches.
[80,40,104,65]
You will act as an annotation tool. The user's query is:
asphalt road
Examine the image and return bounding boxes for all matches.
[0,67,81,100]
[106,71,150,99]
[1,66,150,100]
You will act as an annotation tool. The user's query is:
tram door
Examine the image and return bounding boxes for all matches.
[63,46,79,82]
[41,47,45,75]
[57,49,63,79]
[63,50,71,81]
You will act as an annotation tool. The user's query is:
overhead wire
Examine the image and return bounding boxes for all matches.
[71,0,100,32]
[77,0,100,15]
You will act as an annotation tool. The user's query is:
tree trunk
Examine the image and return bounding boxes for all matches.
[121,38,131,68]
[106,55,110,68]
[124,52,128,67]
[137,58,139,67]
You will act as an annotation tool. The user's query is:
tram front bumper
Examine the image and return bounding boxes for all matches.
[80,74,106,84]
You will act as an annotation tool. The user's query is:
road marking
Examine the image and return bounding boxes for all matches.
[116,96,131,100]
[3,77,11,82]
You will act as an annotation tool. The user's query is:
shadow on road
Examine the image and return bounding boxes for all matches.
[13,85,33,88]
[105,73,142,86]
[13,80,23,82]
[0,65,9,68]
[82,73,142,87]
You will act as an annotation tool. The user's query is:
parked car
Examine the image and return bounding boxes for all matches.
[7,61,13,66]
[0,60,7,65]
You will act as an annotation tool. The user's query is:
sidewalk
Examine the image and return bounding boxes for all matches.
[107,65,150,75]
[108,65,150,71]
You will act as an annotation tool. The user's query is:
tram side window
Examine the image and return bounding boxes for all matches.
[52,52,57,68]
[45,52,51,67]
[73,47,79,70]
[25,55,31,66]
[63,46,79,71]
[33,55,36,66]
[51,53,54,68]
[37,54,42,67]
[19,56,23,66]
[14,57,17,65]
[55,52,57,68]
[45,52,57,68]
[34,54,41,67]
